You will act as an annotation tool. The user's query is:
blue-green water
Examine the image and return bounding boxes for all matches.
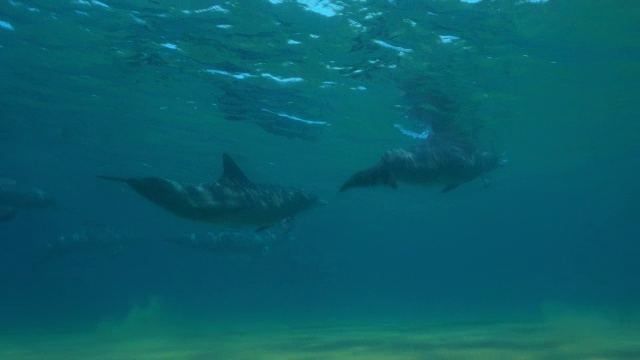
[1,0,639,358]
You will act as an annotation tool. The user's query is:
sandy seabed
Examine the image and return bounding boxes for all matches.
[2,307,639,360]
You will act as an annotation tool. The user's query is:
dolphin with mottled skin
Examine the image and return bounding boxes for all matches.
[340,135,506,193]
[98,153,324,230]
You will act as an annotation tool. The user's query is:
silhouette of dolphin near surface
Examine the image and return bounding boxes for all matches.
[164,218,295,257]
[340,135,506,193]
[98,153,324,230]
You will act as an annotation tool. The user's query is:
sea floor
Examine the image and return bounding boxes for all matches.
[2,307,639,359]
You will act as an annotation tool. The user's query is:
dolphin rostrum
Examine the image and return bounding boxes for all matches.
[340,135,506,193]
[98,153,324,229]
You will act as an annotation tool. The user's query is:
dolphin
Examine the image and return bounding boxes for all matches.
[36,224,143,265]
[340,135,506,193]
[0,186,56,222]
[164,218,295,257]
[98,153,324,229]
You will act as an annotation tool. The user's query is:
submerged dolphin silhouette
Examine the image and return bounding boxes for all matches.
[0,206,18,222]
[98,153,323,229]
[164,218,295,257]
[340,136,506,193]
[0,186,56,222]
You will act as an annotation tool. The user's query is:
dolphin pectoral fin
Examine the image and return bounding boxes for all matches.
[96,175,130,183]
[442,183,461,193]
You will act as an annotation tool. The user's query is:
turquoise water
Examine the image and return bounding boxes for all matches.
[1,0,639,358]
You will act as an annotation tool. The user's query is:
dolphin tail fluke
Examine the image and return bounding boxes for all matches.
[96,175,130,183]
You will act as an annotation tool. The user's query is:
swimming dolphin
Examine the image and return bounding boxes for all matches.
[340,135,506,193]
[164,218,295,257]
[36,224,143,265]
[98,153,324,229]
[0,186,56,222]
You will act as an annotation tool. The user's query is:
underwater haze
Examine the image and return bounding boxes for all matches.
[1,0,639,359]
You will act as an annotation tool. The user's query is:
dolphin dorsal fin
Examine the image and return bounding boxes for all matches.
[220,153,251,184]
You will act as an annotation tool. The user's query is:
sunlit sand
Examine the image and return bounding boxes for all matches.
[2,303,638,360]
